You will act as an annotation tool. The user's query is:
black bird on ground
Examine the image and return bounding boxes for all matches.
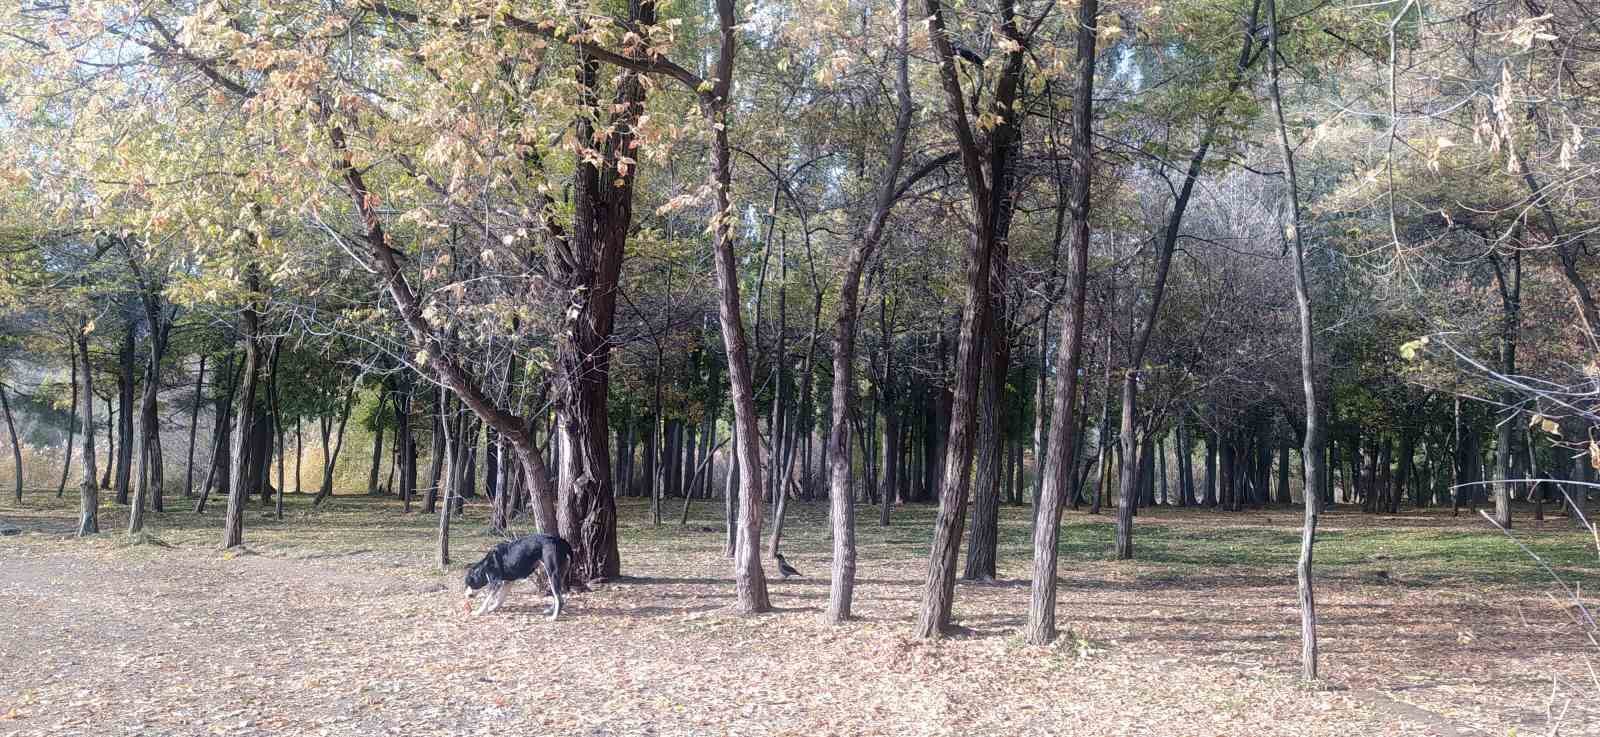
[775,553,802,580]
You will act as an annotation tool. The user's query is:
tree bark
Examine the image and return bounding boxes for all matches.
[1024,0,1096,646]
[75,325,100,536]
[819,0,915,617]
[1278,435,1292,505]
[223,271,262,550]
[724,428,739,558]
[1,384,22,503]
[965,267,1011,581]
[114,321,135,505]
[916,0,1027,639]
[367,390,387,495]
[57,349,79,499]
[436,383,453,570]
[183,355,205,499]
[1489,248,1520,529]
[1266,0,1324,678]
[699,0,770,613]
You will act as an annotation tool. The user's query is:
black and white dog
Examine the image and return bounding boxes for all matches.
[462,533,572,620]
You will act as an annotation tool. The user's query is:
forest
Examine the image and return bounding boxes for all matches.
[1,0,1598,734]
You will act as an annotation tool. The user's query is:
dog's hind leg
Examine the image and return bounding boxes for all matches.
[543,545,565,621]
[545,575,563,621]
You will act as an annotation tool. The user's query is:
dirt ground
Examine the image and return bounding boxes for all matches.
[1,493,1596,736]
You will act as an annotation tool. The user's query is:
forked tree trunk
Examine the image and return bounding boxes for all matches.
[916,0,1026,639]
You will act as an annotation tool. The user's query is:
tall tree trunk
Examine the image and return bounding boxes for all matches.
[724,428,739,558]
[1278,435,1292,505]
[1489,248,1520,528]
[75,325,100,536]
[184,355,205,499]
[1393,428,1415,514]
[1138,433,1156,509]
[58,349,79,498]
[424,404,445,512]
[1203,427,1218,507]
[265,339,284,520]
[394,388,414,510]
[367,391,387,495]
[1174,423,1189,506]
[249,399,273,506]
[196,356,238,514]
[916,0,1027,639]
[129,355,159,532]
[101,396,113,490]
[436,383,453,570]
[1157,433,1169,505]
[114,322,135,505]
[223,271,263,550]
[1024,0,1097,643]
[700,0,770,612]
[1032,309,1051,507]
[1267,0,1324,678]
[1,384,21,503]
[294,417,303,495]
[965,274,1011,581]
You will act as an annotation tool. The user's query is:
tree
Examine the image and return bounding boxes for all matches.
[1264,0,1324,681]
[916,0,1031,638]
[824,0,917,624]
[1026,0,1099,645]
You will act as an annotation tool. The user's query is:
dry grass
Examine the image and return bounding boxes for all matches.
[1,490,1596,736]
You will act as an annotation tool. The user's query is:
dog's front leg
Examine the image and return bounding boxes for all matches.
[485,582,509,614]
[472,583,500,616]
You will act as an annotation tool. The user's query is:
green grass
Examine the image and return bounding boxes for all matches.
[3,487,1596,591]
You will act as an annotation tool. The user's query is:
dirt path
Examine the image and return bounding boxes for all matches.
[3,531,1591,737]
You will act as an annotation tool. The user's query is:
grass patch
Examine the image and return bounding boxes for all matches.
[2,487,1596,590]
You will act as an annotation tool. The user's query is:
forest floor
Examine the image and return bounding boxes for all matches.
[1,490,1597,736]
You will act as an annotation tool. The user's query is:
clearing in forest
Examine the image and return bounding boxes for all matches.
[1,493,1596,736]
